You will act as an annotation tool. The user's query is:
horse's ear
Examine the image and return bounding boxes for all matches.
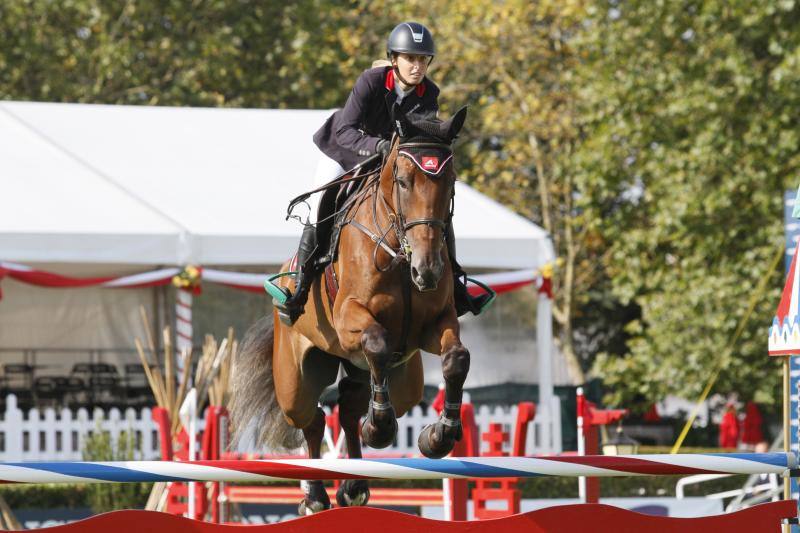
[444,106,468,142]
[392,102,413,139]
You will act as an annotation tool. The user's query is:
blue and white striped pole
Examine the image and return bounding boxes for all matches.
[0,454,794,485]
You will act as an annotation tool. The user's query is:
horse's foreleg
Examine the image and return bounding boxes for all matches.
[361,321,399,449]
[337,300,397,449]
[418,312,470,459]
[335,375,371,506]
[298,407,331,515]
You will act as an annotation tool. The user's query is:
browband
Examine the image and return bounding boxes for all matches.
[397,150,454,176]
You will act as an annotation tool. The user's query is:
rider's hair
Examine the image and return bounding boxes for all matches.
[372,59,392,68]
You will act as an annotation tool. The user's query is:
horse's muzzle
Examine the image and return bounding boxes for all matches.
[411,262,443,292]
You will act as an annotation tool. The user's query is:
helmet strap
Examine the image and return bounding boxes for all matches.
[393,66,418,90]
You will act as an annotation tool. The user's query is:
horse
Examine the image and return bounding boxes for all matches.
[231,104,471,514]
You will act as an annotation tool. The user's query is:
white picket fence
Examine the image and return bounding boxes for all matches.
[0,394,163,461]
[0,393,561,462]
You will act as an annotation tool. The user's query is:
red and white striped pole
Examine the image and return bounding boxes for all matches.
[171,265,201,378]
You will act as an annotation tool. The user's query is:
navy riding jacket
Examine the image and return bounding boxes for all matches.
[313,66,440,170]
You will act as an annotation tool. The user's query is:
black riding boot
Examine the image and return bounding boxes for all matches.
[446,225,492,317]
[276,224,318,326]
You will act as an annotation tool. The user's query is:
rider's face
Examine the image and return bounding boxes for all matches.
[392,53,430,86]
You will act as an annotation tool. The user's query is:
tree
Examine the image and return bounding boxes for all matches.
[0,0,353,108]
[574,0,799,407]
[339,0,594,382]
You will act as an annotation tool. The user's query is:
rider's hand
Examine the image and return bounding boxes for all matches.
[377,139,391,158]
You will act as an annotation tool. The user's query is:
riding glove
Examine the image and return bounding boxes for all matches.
[377,139,391,157]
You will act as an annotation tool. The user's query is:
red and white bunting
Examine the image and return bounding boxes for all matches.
[0,263,548,300]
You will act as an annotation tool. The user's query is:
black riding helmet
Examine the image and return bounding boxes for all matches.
[386,22,435,59]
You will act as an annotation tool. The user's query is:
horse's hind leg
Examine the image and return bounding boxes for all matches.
[271,334,339,515]
[335,372,371,507]
[298,407,331,515]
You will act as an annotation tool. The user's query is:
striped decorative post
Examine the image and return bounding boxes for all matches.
[175,289,193,358]
[171,265,202,364]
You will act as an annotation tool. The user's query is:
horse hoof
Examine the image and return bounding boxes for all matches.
[418,423,455,459]
[336,479,370,507]
[361,415,398,449]
[298,498,330,515]
[298,480,330,515]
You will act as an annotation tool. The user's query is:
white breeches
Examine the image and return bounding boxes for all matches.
[308,152,346,221]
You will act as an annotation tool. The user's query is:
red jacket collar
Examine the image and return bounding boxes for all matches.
[385,68,426,97]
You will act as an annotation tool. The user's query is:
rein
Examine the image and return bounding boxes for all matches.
[286,153,382,227]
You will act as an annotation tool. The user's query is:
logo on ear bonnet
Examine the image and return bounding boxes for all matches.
[422,156,439,172]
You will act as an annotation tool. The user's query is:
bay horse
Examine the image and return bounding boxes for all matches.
[231,105,471,514]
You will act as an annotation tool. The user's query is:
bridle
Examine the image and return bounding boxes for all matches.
[346,139,455,271]
[347,138,455,272]
[336,136,456,362]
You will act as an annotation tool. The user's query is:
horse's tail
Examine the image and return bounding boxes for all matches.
[229,314,302,451]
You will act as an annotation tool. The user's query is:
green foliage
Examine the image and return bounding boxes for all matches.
[81,430,151,513]
[0,484,90,509]
[0,0,355,108]
[574,1,798,407]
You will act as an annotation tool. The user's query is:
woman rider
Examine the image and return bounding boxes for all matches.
[277,21,488,325]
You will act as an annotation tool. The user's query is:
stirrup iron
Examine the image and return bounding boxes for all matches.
[465,277,496,314]
[264,271,298,305]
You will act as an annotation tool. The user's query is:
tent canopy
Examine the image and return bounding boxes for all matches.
[0,101,553,270]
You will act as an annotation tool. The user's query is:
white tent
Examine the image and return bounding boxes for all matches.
[0,101,553,269]
[0,101,571,400]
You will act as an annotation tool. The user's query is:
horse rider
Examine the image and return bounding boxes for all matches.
[276,21,490,325]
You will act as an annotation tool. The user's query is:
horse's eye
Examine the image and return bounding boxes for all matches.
[397,178,409,190]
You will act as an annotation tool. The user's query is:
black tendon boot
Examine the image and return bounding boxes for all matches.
[276,224,318,325]
[446,225,492,317]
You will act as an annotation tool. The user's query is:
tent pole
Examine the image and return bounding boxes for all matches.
[784,356,791,501]
[536,270,554,452]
